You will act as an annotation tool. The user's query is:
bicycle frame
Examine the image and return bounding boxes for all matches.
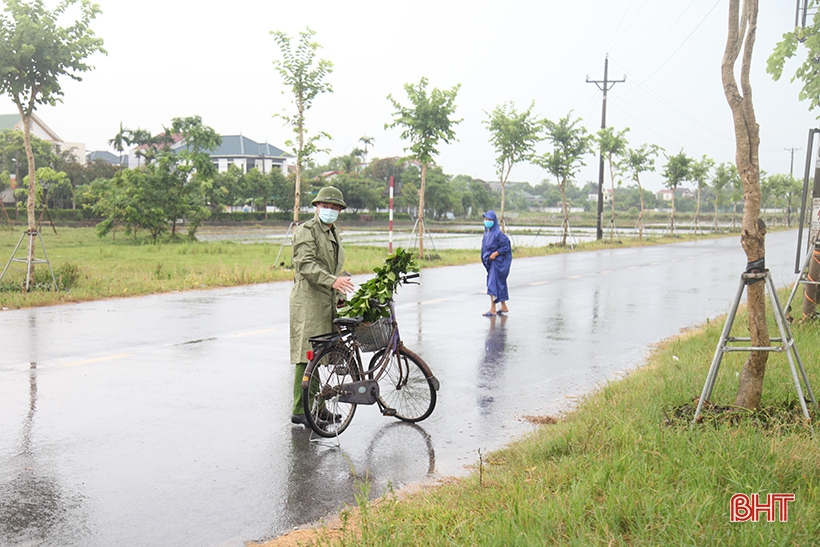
[360,299,401,381]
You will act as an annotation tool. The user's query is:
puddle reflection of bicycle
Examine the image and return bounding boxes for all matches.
[362,422,436,492]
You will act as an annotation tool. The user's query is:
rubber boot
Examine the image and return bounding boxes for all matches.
[292,363,307,415]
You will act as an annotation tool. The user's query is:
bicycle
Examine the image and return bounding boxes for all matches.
[301,273,440,438]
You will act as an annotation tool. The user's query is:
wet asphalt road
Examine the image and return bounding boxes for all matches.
[0,230,802,546]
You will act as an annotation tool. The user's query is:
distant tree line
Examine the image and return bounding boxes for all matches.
[0,124,804,243]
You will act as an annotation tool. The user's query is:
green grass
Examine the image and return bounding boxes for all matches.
[305,299,820,547]
[0,226,729,309]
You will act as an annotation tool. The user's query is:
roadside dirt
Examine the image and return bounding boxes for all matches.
[248,414,560,547]
[247,479,451,547]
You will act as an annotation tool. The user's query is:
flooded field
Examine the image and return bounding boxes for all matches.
[195,223,698,250]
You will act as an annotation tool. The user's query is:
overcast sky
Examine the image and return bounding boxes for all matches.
[1,0,815,192]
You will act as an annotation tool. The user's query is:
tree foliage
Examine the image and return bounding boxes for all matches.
[271,27,333,223]
[0,0,104,228]
[662,150,693,233]
[533,112,592,245]
[86,117,221,241]
[768,0,820,115]
[386,76,460,256]
[484,101,541,225]
[621,143,661,237]
[597,126,630,237]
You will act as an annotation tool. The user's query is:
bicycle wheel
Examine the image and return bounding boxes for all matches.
[302,345,360,437]
[368,346,436,422]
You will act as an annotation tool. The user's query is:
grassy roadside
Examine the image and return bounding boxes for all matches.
[0,226,729,310]
[259,297,820,547]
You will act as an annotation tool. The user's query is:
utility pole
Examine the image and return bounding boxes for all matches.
[587,54,625,240]
[785,146,801,177]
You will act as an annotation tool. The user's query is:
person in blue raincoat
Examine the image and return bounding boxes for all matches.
[481,210,512,316]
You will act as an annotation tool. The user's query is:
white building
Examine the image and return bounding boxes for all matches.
[0,113,85,163]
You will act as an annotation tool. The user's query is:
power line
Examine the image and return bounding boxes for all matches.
[610,55,733,143]
[638,0,722,85]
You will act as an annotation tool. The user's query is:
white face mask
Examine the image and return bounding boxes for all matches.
[318,207,339,224]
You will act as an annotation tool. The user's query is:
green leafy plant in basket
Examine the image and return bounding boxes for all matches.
[337,248,419,323]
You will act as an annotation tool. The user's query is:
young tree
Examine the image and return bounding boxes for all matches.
[596,126,630,240]
[532,113,593,246]
[661,151,693,235]
[764,172,801,226]
[621,143,661,238]
[109,122,128,166]
[724,0,767,411]
[358,135,374,166]
[781,173,802,226]
[271,27,333,224]
[386,77,461,257]
[711,162,739,229]
[92,116,220,240]
[484,101,541,229]
[690,155,715,233]
[0,0,104,289]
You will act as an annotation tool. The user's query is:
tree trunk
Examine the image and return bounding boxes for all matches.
[418,162,427,258]
[560,178,569,246]
[498,162,512,233]
[608,156,616,241]
[19,108,37,291]
[292,100,305,225]
[500,181,506,231]
[670,186,676,236]
[638,181,645,239]
[722,0,767,410]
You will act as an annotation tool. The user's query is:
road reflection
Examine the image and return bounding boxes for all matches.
[279,419,438,530]
[0,362,88,546]
[477,314,508,415]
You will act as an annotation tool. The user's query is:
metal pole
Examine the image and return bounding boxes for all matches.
[586,55,624,241]
[596,57,608,241]
[795,129,818,273]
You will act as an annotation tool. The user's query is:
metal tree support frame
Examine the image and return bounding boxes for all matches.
[274,221,298,267]
[692,270,818,424]
[409,217,437,254]
[0,229,58,291]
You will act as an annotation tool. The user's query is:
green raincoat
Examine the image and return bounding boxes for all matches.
[289,214,346,364]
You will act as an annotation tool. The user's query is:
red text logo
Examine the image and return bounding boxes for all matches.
[730,493,795,522]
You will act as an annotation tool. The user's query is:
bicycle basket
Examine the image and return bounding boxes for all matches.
[355,317,392,352]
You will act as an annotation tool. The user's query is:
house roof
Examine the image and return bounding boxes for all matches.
[87,150,123,165]
[0,114,20,130]
[0,113,62,141]
[209,135,290,158]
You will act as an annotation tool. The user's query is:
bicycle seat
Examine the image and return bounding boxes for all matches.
[333,316,364,328]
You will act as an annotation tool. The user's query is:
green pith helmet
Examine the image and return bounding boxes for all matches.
[311,186,347,209]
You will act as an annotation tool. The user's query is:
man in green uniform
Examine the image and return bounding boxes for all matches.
[289,186,355,426]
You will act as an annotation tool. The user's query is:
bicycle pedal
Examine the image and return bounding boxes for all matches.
[382,408,396,416]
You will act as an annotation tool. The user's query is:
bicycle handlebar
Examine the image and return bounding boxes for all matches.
[401,272,420,283]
